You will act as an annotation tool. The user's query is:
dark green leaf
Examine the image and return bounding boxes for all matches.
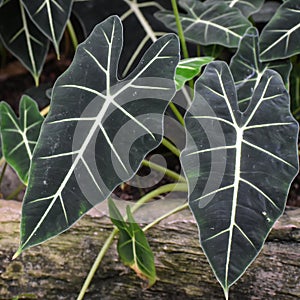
[17,16,179,254]
[175,57,214,90]
[155,0,251,48]
[230,27,292,110]
[109,199,157,287]
[73,0,171,75]
[259,0,300,61]
[0,0,49,85]
[252,1,281,23]
[22,0,73,57]
[0,95,44,184]
[181,61,298,296]
[206,0,264,17]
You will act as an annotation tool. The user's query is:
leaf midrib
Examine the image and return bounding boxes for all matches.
[21,27,175,250]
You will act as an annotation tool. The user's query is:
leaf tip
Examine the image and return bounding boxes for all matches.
[12,247,22,260]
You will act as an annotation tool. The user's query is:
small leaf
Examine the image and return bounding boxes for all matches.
[18,15,179,253]
[0,0,49,85]
[109,199,157,287]
[259,0,300,61]
[230,27,292,110]
[22,0,73,57]
[206,0,264,17]
[181,61,299,296]
[0,95,44,184]
[155,0,251,48]
[175,57,214,90]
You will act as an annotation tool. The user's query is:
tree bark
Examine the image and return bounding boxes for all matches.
[0,200,299,300]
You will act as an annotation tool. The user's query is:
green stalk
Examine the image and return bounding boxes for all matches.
[170,0,189,60]
[169,102,185,126]
[161,138,181,157]
[0,157,5,168]
[142,159,186,183]
[131,182,188,214]
[76,227,118,300]
[170,0,194,93]
[77,182,188,300]
[7,183,25,200]
[67,20,78,51]
[0,162,7,187]
[143,201,188,232]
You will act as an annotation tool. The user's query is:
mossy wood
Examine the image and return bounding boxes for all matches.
[0,200,299,299]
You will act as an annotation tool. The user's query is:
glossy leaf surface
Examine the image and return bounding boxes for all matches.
[22,0,73,56]
[0,95,44,184]
[155,0,251,47]
[109,199,157,287]
[181,61,298,295]
[18,16,179,253]
[230,27,292,110]
[73,0,171,75]
[0,0,49,85]
[259,0,300,61]
[206,0,264,17]
[175,57,214,90]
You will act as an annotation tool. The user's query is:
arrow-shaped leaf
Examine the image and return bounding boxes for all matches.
[230,27,292,110]
[205,0,264,17]
[0,95,44,184]
[175,57,214,90]
[22,0,73,57]
[0,0,49,85]
[181,61,298,297]
[16,16,179,255]
[155,0,251,48]
[259,0,300,61]
[109,199,157,287]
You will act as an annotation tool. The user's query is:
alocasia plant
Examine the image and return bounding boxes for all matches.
[15,15,179,254]
[181,61,298,298]
[0,1,299,299]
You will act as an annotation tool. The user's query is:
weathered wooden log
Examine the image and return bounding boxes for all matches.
[0,199,299,300]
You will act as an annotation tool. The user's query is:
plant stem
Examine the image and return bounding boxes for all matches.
[143,201,188,232]
[170,0,194,93]
[0,157,5,167]
[169,102,185,126]
[76,227,118,300]
[7,183,25,200]
[67,20,78,51]
[170,0,189,60]
[40,105,50,117]
[142,159,186,182]
[131,182,188,213]
[77,182,188,299]
[0,162,7,187]
[161,138,181,157]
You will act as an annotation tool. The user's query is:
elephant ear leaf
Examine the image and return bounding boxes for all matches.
[259,0,300,61]
[230,27,292,111]
[205,0,264,17]
[180,61,298,297]
[175,57,214,90]
[0,95,44,184]
[0,0,49,85]
[109,199,157,287]
[16,15,179,256]
[155,0,251,48]
[22,0,73,57]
